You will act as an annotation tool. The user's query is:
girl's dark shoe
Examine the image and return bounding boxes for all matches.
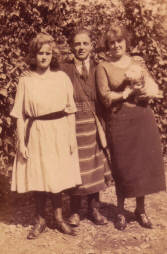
[27,222,46,240]
[56,220,76,235]
[135,211,152,229]
[68,213,80,227]
[54,206,75,235]
[88,208,108,225]
[115,213,127,231]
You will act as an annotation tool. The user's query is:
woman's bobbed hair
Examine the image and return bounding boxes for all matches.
[26,32,60,70]
[104,25,132,51]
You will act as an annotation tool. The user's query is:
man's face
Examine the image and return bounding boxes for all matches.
[72,33,92,61]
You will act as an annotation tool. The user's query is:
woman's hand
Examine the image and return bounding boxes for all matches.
[18,142,29,160]
[122,86,134,100]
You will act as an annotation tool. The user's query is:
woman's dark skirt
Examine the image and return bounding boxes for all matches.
[108,104,166,198]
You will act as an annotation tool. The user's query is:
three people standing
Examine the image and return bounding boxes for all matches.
[11,25,166,239]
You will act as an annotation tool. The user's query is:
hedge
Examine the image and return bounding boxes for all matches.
[0,0,167,175]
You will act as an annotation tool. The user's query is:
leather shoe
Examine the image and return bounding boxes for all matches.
[135,211,152,229]
[68,213,80,227]
[27,222,46,240]
[115,213,127,231]
[56,220,75,235]
[88,208,108,225]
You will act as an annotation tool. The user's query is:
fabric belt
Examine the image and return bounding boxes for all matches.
[25,111,68,145]
[25,111,68,121]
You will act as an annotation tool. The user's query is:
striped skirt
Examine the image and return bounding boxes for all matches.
[72,110,111,196]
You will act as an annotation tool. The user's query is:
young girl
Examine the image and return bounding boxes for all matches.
[11,32,81,239]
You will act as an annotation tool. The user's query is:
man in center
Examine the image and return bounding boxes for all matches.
[61,28,111,226]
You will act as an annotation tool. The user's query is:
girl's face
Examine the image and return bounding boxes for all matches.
[36,43,53,70]
[108,38,126,60]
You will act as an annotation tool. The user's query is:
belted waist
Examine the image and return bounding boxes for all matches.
[25,111,68,121]
[25,111,68,145]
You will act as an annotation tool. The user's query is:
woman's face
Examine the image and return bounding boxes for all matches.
[36,43,53,70]
[107,38,126,60]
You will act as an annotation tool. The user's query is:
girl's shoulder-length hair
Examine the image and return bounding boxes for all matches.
[26,32,60,70]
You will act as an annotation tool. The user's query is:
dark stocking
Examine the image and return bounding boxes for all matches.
[115,195,127,230]
[70,195,81,214]
[50,192,62,209]
[50,192,74,235]
[34,191,47,222]
[87,192,99,209]
[117,195,125,213]
[50,192,64,222]
[27,192,47,239]
[136,196,145,214]
[87,192,108,225]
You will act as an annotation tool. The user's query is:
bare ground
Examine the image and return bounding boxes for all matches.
[0,169,167,254]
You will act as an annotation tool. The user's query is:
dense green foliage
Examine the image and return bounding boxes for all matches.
[0,0,166,175]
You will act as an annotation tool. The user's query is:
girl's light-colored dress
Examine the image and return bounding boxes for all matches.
[11,71,82,193]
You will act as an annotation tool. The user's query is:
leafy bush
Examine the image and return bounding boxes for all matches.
[0,0,167,175]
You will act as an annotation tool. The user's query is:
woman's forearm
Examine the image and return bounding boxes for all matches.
[102,91,123,107]
[17,118,26,145]
[101,87,133,108]
[96,64,133,108]
[17,118,29,159]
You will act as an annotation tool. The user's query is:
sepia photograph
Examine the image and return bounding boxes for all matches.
[0,0,167,253]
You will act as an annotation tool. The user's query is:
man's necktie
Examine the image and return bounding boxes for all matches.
[81,61,88,81]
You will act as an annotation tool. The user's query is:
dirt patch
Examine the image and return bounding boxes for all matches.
[0,171,167,254]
